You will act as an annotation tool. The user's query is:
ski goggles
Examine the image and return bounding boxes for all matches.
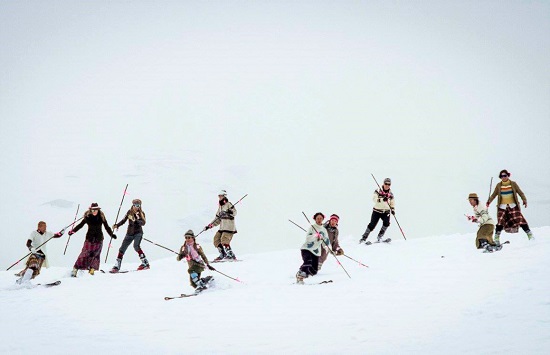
[133,203,141,207]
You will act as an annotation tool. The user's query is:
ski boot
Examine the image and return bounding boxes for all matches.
[223,244,236,260]
[191,272,207,293]
[296,271,306,285]
[137,254,150,270]
[89,268,95,275]
[16,269,33,285]
[110,258,122,273]
[213,245,226,261]
[71,268,78,277]
[527,231,535,240]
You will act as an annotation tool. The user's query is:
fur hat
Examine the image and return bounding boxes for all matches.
[384,178,392,185]
[89,203,101,210]
[218,189,227,196]
[467,193,479,200]
[184,229,195,238]
[329,214,340,223]
[313,212,325,220]
[499,169,511,178]
[132,199,142,206]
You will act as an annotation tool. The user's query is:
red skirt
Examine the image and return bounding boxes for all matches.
[74,241,103,270]
[497,206,528,233]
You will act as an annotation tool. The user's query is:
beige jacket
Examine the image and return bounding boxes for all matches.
[210,202,237,234]
[372,189,395,212]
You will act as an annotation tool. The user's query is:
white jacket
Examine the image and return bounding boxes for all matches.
[473,205,495,226]
[301,223,330,257]
[29,230,54,268]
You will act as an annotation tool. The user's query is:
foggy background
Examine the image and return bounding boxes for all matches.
[1,1,548,269]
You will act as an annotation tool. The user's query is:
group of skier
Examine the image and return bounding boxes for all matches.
[14,169,535,288]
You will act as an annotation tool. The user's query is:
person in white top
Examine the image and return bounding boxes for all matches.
[15,221,63,284]
[296,212,330,284]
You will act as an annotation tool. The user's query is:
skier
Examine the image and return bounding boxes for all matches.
[319,214,344,270]
[110,198,149,272]
[359,177,395,244]
[296,212,330,284]
[204,190,238,261]
[466,193,500,252]
[68,203,116,277]
[15,221,63,284]
[177,229,216,292]
[487,169,534,242]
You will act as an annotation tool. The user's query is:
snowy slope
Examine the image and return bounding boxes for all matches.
[1,227,549,354]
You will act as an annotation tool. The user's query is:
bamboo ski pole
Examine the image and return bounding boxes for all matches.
[301,212,351,279]
[105,184,128,263]
[212,268,243,283]
[371,173,407,240]
[143,237,178,254]
[63,204,80,255]
[6,216,84,271]
[289,219,368,268]
[196,193,249,238]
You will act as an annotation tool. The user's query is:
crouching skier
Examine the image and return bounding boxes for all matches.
[177,230,216,293]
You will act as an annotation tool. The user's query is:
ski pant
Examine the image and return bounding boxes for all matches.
[363,210,391,238]
[16,253,45,279]
[476,224,496,249]
[187,262,205,288]
[213,231,234,247]
[299,249,319,277]
[74,241,103,270]
[118,232,143,256]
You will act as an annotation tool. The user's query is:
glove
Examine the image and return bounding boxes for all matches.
[111,234,117,240]
[68,230,75,236]
[486,202,490,208]
[112,224,118,231]
[336,248,344,256]
[207,264,216,271]
[53,232,63,238]
[177,253,184,261]
[128,214,135,221]
[391,209,395,216]
[204,224,213,230]
[523,201,528,208]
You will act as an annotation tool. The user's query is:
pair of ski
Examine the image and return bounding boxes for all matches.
[211,259,242,263]
[483,240,510,253]
[363,238,391,245]
[296,280,333,286]
[165,276,214,300]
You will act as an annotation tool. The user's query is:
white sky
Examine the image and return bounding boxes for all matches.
[1,1,548,268]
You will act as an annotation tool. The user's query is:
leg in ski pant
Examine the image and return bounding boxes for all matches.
[187,263,205,288]
[213,231,236,259]
[299,249,319,277]
[362,210,390,240]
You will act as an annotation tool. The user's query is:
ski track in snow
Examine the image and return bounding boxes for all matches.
[1,227,549,354]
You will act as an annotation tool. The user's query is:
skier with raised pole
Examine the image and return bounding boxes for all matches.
[203,190,238,261]
[177,229,216,293]
[15,221,64,284]
[319,214,344,270]
[110,198,149,272]
[359,177,395,245]
[466,193,501,252]
[296,212,330,284]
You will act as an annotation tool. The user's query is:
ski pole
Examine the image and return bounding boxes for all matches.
[143,237,178,255]
[488,177,493,201]
[371,174,407,240]
[5,218,79,271]
[302,212,351,279]
[105,184,128,263]
[63,204,80,255]
[289,219,369,268]
[212,268,243,283]
[196,193,249,238]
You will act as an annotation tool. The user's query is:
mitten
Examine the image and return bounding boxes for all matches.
[207,264,216,271]
[111,234,117,240]
[68,230,75,236]
[53,232,63,238]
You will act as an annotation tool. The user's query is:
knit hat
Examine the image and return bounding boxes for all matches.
[218,189,227,196]
[313,212,325,220]
[184,229,195,238]
[329,214,339,224]
[383,178,391,185]
[90,203,101,210]
[132,199,142,206]
[467,193,479,200]
[499,169,511,178]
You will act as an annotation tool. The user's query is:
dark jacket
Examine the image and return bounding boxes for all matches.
[115,209,146,235]
[323,222,340,251]
[72,210,114,243]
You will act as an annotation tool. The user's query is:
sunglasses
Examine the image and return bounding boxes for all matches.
[133,203,141,207]
[384,183,391,186]
[500,175,508,178]
[185,236,194,239]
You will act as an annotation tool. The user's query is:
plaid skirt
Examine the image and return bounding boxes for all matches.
[74,241,103,270]
[497,206,528,233]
